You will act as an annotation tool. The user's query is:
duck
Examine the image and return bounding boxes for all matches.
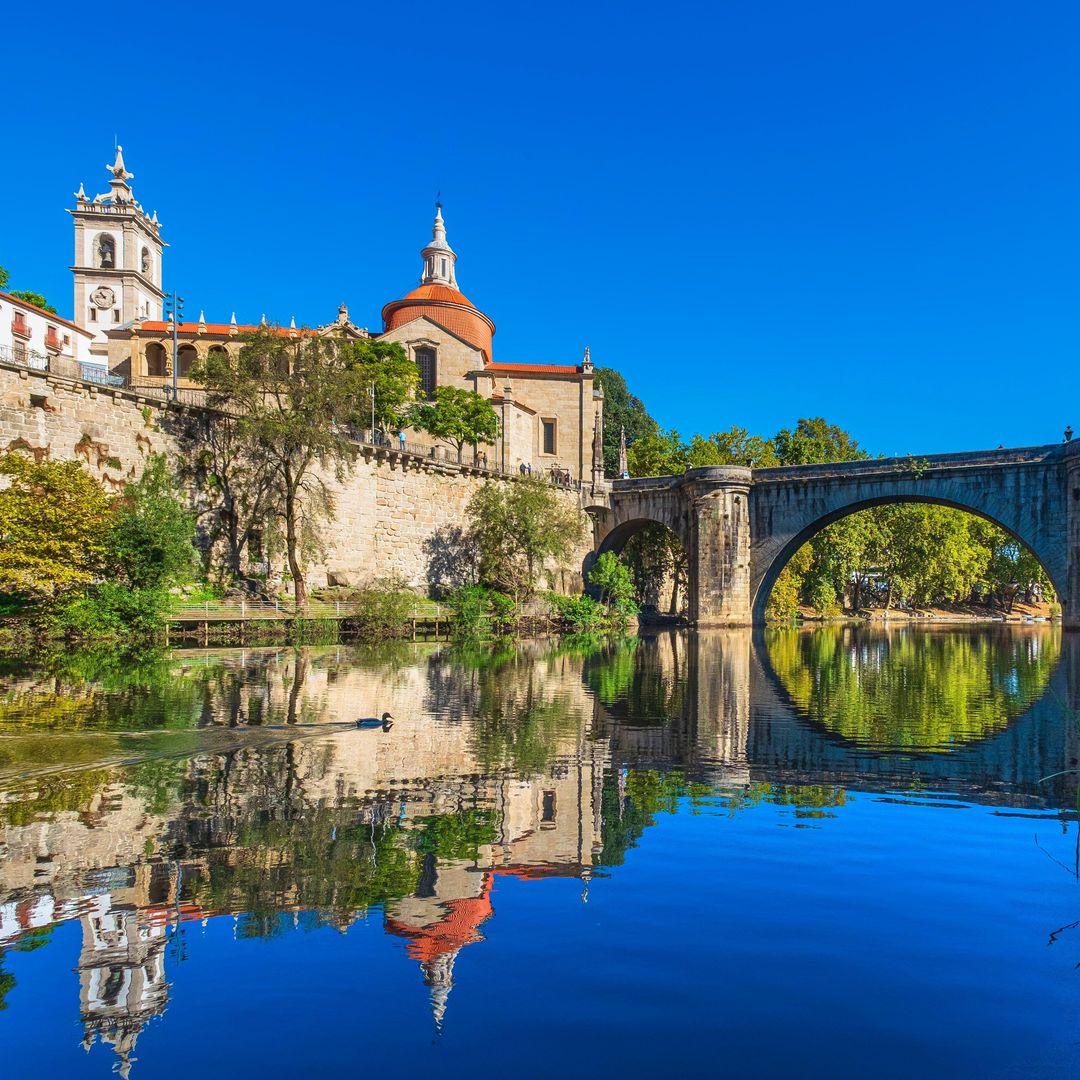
[356,712,394,731]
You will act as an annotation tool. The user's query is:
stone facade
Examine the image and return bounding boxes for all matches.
[0,360,593,594]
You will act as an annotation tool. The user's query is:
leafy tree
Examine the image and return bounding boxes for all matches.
[588,551,638,612]
[773,417,868,466]
[410,385,500,462]
[343,338,420,433]
[467,477,585,600]
[0,454,112,598]
[9,290,56,314]
[192,328,373,607]
[109,454,198,590]
[626,429,689,477]
[593,367,659,476]
[0,266,8,290]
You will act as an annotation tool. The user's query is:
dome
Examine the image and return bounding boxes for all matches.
[382,284,496,360]
[380,206,497,361]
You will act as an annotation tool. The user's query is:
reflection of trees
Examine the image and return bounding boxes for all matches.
[767,626,1060,751]
[584,634,687,722]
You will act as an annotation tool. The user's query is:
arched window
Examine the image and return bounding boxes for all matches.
[141,247,151,275]
[97,234,115,269]
[415,346,436,397]
[208,344,228,359]
[145,342,167,378]
[177,344,198,378]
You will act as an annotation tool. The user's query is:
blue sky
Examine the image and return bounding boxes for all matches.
[4,1,1077,454]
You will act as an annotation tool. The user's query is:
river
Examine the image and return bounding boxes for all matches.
[0,626,1078,1077]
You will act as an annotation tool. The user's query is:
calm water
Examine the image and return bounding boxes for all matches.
[1,627,1079,1078]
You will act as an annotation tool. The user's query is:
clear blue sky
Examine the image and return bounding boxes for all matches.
[4,1,1077,454]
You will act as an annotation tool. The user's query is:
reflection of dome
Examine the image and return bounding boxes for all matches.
[381,206,496,361]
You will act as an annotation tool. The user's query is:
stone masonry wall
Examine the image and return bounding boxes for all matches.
[0,361,593,595]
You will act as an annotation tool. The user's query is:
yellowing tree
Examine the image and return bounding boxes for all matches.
[0,454,113,597]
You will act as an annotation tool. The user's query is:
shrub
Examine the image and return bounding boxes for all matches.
[46,584,169,641]
[445,585,516,635]
[549,593,608,632]
[348,578,416,639]
[588,552,639,616]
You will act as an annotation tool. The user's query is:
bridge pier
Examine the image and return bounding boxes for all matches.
[686,468,753,626]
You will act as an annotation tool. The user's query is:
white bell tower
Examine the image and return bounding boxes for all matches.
[69,146,166,357]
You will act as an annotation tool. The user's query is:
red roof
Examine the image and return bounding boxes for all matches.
[383,873,494,964]
[136,321,316,337]
[0,291,90,337]
[486,362,582,375]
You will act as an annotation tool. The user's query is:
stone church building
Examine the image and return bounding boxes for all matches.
[73,149,604,482]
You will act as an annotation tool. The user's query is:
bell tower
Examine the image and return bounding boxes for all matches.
[69,146,166,357]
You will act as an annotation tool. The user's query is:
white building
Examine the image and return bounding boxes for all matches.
[0,290,94,373]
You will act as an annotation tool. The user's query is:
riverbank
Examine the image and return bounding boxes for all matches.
[795,598,1058,624]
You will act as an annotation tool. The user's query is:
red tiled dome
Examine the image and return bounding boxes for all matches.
[382,284,495,361]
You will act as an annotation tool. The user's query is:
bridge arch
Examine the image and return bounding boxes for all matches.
[749,492,1065,624]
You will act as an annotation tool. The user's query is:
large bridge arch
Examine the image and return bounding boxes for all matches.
[749,491,1067,624]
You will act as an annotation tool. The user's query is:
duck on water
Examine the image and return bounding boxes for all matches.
[356,712,394,731]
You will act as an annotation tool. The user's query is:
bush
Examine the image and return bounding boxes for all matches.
[46,584,169,641]
[348,579,416,639]
[549,593,608,632]
[588,552,639,616]
[445,585,516,635]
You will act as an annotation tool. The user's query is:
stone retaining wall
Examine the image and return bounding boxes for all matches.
[0,362,592,594]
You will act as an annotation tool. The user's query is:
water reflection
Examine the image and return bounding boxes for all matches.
[0,628,1078,1075]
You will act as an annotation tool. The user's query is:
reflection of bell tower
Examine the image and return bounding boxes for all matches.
[78,896,170,1080]
[69,146,166,358]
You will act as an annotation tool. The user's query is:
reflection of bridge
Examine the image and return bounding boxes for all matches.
[588,443,1080,625]
[594,629,1080,807]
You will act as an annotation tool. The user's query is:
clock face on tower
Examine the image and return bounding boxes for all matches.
[91,286,115,310]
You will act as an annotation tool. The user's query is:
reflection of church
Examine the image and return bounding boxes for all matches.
[67,148,605,481]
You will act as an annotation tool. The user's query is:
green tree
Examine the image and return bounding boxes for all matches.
[343,338,420,433]
[0,454,112,598]
[193,328,373,607]
[588,551,638,612]
[627,429,688,477]
[109,454,198,590]
[467,477,585,600]
[773,417,868,466]
[0,266,8,290]
[410,385,500,462]
[9,290,56,314]
[593,367,659,475]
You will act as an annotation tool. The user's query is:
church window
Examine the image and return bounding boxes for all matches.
[415,346,437,397]
[112,309,120,322]
[542,419,557,455]
[541,790,557,827]
[88,308,97,322]
[441,257,447,277]
[97,234,115,269]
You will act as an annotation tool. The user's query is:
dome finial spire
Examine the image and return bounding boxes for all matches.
[421,201,457,288]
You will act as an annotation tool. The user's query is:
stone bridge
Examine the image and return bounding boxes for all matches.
[587,444,1080,626]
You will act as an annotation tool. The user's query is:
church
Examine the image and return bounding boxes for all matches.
[71,148,605,482]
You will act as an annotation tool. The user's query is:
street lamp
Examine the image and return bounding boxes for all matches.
[163,291,185,399]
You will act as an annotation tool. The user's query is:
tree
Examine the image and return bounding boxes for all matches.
[192,328,372,607]
[410,385,500,462]
[9,290,56,314]
[0,453,113,598]
[773,417,868,466]
[467,477,585,600]
[588,551,637,611]
[343,338,420,433]
[0,266,8,290]
[626,429,689,477]
[109,454,198,590]
[593,367,659,476]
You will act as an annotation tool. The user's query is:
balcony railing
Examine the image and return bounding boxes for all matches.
[11,319,30,338]
[80,365,126,387]
[0,344,48,370]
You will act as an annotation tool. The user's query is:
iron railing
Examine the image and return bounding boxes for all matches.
[0,344,48,370]
[80,365,126,386]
